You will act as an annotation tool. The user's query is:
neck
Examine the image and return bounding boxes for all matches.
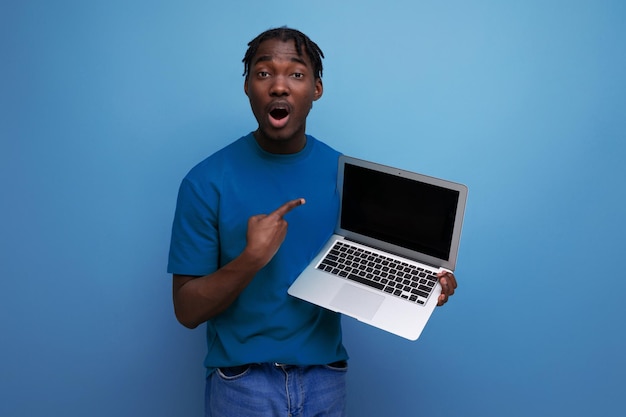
[253,129,307,155]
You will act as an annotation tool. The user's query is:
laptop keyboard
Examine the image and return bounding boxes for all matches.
[316,241,438,305]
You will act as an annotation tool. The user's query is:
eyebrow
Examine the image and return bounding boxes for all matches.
[253,55,308,67]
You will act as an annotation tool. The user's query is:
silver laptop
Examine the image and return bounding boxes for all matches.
[288,155,468,340]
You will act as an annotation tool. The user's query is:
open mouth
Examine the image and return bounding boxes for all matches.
[267,102,291,128]
[270,108,289,120]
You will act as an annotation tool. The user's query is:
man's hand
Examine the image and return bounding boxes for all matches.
[244,198,306,267]
[437,270,457,306]
[171,198,307,328]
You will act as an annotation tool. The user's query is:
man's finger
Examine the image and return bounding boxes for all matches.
[438,271,458,290]
[271,198,306,218]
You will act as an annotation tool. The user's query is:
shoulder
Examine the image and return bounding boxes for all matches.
[307,134,341,157]
[183,134,254,182]
[306,135,342,171]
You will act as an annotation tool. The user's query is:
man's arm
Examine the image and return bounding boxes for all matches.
[172,198,305,328]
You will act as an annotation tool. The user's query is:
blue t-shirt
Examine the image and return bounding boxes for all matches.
[168,133,348,373]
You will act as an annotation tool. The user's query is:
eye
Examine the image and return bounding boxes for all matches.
[257,71,270,78]
[292,72,304,79]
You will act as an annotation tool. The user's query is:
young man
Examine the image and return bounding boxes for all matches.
[168,27,457,417]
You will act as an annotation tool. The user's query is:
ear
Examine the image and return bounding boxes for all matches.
[313,78,323,101]
[244,78,249,97]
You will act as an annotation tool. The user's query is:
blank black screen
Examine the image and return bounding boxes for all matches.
[341,163,459,260]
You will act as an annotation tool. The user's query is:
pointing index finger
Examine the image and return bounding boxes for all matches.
[272,198,306,218]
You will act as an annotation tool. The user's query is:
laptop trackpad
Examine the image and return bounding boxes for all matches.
[330,284,384,320]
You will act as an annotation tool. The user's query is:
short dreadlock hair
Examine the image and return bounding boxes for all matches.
[242,27,325,79]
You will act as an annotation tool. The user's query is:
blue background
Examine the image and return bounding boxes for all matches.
[2,1,625,416]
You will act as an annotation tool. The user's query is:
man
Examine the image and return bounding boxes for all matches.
[168,27,457,417]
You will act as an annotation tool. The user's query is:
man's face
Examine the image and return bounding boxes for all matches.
[244,38,323,154]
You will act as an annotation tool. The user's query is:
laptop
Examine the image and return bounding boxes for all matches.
[288,155,468,340]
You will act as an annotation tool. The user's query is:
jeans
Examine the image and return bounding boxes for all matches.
[205,362,348,417]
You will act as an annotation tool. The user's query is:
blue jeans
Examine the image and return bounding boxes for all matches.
[205,362,348,417]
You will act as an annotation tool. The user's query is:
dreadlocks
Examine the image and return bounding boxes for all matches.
[242,27,325,79]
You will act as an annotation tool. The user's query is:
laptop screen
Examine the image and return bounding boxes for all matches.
[340,163,460,260]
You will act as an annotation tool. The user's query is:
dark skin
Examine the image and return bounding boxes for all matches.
[172,39,456,329]
[244,38,323,154]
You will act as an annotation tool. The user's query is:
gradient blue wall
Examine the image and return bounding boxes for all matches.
[2,1,625,416]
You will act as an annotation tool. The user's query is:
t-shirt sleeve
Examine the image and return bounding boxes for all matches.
[167,176,220,276]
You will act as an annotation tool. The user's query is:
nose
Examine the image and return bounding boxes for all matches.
[269,75,289,96]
